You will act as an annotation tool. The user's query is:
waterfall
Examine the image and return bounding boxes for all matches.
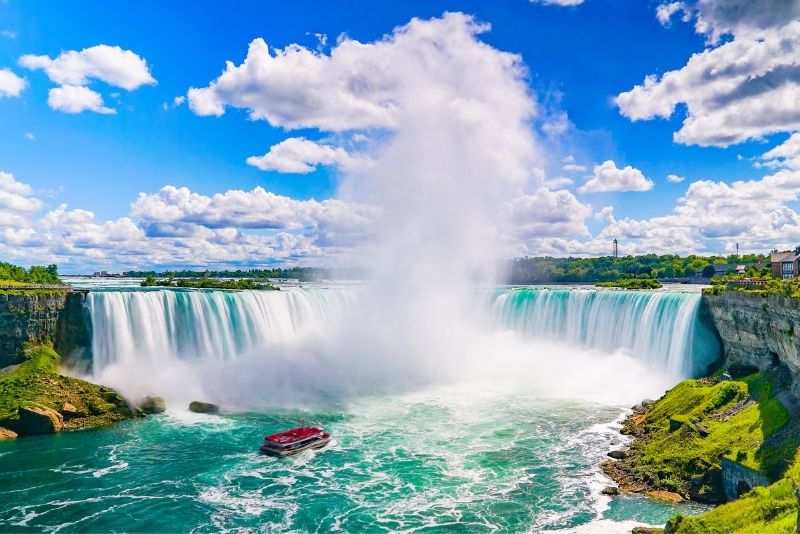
[83,286,720,405]
[490,288,720,378]
[86,288,354,373]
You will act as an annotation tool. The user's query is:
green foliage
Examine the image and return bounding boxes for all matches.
[0,344,134,429]
[706,278,800,299]
[627,373,791,496]
[595,278,662,289]
[667,451,800,533]
[141,277,278,290]
[0,262,61,286]
[506,254,769,284]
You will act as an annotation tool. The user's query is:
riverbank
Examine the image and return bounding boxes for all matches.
[0,344,140,438]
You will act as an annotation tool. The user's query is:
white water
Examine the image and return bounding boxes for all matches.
[84,286,719,408]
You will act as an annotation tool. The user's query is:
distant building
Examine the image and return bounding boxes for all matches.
[771,247,800,279]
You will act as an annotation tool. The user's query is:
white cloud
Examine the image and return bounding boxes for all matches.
[23,132,34,141]
[594,205,614,222]
[619,12,800,147]
[578,160,654,193]
[0,30,16,39]
[501,187,591,239]
[246,137,365,174]
[173,95,185,106]
[47,85,116,114]
[693,0,800,41]
[562,163,587,172]
[130,185,380,244]
[543,176,574,188]
[19,44,156,90]
[666,174,685,183]
[656,2,689,26]
[0,171,42,217]
[530,0,584,6]
[761,133,800,170]
[0,68,26,97]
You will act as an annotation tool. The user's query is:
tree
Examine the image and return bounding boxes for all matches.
[701,264,717,278]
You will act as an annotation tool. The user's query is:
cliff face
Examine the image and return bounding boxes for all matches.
[0,292,90,368]
[703,291,800,396]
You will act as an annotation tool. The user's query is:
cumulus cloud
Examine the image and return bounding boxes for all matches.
[761,133,800,170]
[666,174,685,183]
[131,185,380,247]
[246,137,364,174]
[501,187,591,238]
[0,68,26,97]
[624,5,800,147]
[0,172,43,228]
[47,85,116,114]
[578,160,654,193]
[19,44,154,115]
[19,45,155,90]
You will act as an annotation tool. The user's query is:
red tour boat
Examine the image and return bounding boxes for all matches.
[260,426,331,457]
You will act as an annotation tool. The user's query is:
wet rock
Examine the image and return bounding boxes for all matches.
[645,490,685,503]
[608,450,627,460]
[601,486,619,495]
[0,427,17,440]
[18,404,63,435]
[139,396,166,414]
[632,527,663,534]
[189,401,219,414]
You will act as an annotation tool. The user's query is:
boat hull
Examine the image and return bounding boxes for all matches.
[260,436,331,458]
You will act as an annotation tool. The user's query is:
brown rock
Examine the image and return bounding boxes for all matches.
[632,414,646,425]
[645,490,684,503]
[188,401,219,414]
[139,396,166,414]
[18,404,64,435]
[0,427,17,440]
[632,527,663,534]
[608,450,627,460]
[601,486,620,495]
[60,401,84,418]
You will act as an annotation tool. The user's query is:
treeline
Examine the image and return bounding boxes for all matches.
[0,262,61,285]
[127,267,326,282]
[506,254,770,284]
[141,276,277,290]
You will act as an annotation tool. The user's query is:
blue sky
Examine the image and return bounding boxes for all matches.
[1,0,799,272]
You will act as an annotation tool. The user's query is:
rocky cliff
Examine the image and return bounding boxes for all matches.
[703,291,800,398]
[0,291,90,368]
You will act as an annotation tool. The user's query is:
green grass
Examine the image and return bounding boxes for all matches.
[668,451,800,533]
[624,373,792,497]
[0,344,136,431]
[596,278,663,289]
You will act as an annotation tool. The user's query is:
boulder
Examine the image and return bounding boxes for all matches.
[189,401,219,414]
[18,405,63,435]
[645,490,684,503]
[608,450,627,460]
[139,396,166,414]
[631,527,663,534]
[601,486,620,496]
[0,427,17,440]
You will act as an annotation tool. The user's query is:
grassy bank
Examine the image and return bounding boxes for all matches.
[667,453,800,533]
[606,371,795,503]
[0,344,138,432]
